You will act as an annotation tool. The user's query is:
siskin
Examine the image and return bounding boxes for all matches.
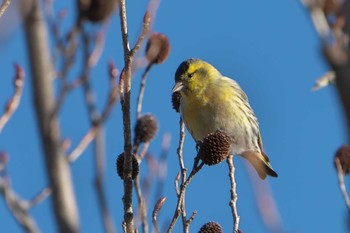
[172,58,278,179]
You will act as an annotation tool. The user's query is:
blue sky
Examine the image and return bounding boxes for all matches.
[0,0,348,233]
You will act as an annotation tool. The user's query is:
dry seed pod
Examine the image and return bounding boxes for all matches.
[198,222,223,233]
[134,114,158,144]
[116,153,139,180]
[171,91,181,113]
[198,131,231,166]
[145,33,170,64]
[334,145,350,174]
[78,0,117,23]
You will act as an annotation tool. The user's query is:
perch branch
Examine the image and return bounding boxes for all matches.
[227,155,240,233]
[167,148,203,233]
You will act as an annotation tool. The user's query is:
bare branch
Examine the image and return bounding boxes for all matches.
[0,171,50,233]
[117,0,151,231]
[227,155,240,233]
[23,1,79,231]
[0,0,10,18]
[0,64,24,133]
[167,156,204,233]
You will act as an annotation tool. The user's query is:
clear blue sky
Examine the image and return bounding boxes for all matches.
[0,0,348,233]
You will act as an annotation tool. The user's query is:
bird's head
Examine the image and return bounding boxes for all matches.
[172,58,221,95]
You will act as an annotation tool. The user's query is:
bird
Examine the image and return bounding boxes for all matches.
[172,58,278,179]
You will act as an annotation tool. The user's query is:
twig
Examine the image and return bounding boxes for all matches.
[117,0,151,231]
[23,1,79,232]
[0,163,51,233]
[0,64,24,133]
[0,0,10,18]
[88,25,107,67]
[335,158,350,211]
[227,155,240,233]
[152,197,166,233]
[174,172,180,196]
[136,61,154,119]
[0,177,40,233]
[167,155,203,233]
[134,176,148,233]
[67,63,118,163]
[28,187,52,208]
[138,142,150,160]
[177,119,186,183]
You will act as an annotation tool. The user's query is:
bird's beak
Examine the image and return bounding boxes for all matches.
[172,82,183,93]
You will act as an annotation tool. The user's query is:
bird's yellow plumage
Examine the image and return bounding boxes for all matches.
[172,58,277,179]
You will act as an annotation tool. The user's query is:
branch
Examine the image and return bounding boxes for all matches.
[0,64,24,133]
[0,0,10,18]
[136,62,154,119]
[167,153,203,233]
[23,1,79,232]
[227,155,240,233]
[117,0,151,231]
[0,163,51,233]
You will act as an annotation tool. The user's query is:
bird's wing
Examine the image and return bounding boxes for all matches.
[221,76,261,138]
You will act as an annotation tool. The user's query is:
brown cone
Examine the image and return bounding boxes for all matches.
[116,153,139,180]
[171,91,181,113]
[198,222,223,233]
[198,131,231,166]
[134,114,158,144]
[145,33,170,64]
[334,145,350,174]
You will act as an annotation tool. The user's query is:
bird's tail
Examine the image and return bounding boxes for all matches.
[241,151,278,179]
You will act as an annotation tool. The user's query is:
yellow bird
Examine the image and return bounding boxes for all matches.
[172,58,277,179]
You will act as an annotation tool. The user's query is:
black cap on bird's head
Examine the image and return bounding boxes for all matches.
[174,58,198,82]
[172,58,217,94]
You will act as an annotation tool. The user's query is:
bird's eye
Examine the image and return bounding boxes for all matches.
[188,73,194,79]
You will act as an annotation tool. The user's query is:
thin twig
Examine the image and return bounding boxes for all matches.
[152,197,166,233]
[227,155,240,233]
[177,119,186,183]
[136,61,154,119]
[28,187,52,208]
[0,173,50,233]
[134,176,148,233]
[335,158,350,211]
[79,29,117,233]
[0,64,24,133]
[0,0,10,18]
[138,142,150,161]
[67,63,118,163]
[167,156,203,233]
